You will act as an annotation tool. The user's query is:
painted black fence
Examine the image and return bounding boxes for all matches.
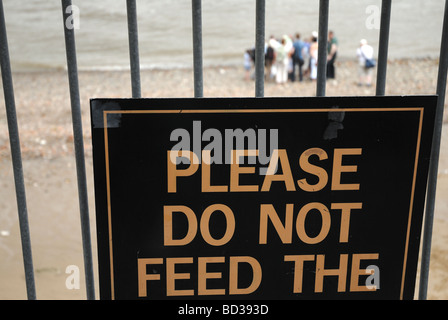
[0,0,447,300]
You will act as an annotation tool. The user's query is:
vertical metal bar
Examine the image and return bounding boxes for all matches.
[126,0,141,98]
[419,0,448,300]
[61,0,95,300]
[0,0,36,300]
[316,0,329,97]
[376,0,392,96]
[192,0,203,98]
[255,0,265,98]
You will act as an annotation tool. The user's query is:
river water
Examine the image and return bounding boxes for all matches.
[2,0,446,71]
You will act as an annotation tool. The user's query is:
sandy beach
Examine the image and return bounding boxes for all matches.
[1,58,447,300]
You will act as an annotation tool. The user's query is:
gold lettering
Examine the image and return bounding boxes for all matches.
[331,203,363,243]
[201,150,228,192]
[230,150,259,192]
[296,202,331,244]
[198,257,226,296]
[284,255,315,293]
[200,204,235,246]
[167,150,199,193]
[350,253,379,292]
[229,256,262,295]
[164,205,197,246]
[261,149,296,192]
[297,147,329,192]
[331,148,362,191]
[166,257,194,296]
[259,204,294,244]
[315,254,349,293]
[137,258,163,297]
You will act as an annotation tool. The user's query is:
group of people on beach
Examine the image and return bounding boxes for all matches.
[244,30,376,87]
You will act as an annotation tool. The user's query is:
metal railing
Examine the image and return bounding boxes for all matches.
[0,0,35,300]
[1,0,447,300]
[60,0,95,301]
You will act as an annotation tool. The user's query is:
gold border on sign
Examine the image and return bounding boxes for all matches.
[102,107,424,300]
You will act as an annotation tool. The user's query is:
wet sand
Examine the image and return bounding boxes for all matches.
[0,58,447,300]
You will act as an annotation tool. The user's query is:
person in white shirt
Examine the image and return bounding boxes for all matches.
[244,49,253,81]
[270,35,293,84]
[309,31,319,81]
[356,39,374,87]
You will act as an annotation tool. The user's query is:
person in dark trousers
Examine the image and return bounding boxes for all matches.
[265,37,275,81]
[291,33,305,82]
[326,30,338,80]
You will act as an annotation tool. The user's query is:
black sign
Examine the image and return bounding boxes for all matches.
[91,96,436,300]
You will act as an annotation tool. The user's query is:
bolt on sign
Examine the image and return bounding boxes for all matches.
[90,96,436,300]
